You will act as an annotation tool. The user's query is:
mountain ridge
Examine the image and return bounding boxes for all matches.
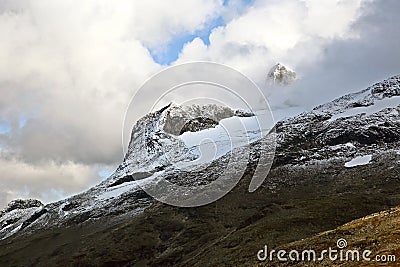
[1,75,400,266]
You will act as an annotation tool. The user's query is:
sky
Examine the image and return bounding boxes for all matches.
[0,0,399,208]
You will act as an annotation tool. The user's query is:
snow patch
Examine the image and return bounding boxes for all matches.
[344,155,372,168]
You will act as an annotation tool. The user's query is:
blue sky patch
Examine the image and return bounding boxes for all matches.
[149,0,254,65]
[98,168,114,178]
[0,120,11,135]
[19,117,28,128]
[149,16,225,65]
[0,117,29,135]
[223,0,253,6]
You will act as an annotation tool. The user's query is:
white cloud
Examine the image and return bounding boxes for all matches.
[177,0,366,85]
[302,0,365,39]
[0,156,102,207]
[131,0,223,47]
[0,0,223,207]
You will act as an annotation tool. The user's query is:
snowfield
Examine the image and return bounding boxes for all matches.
[179,115,271,166]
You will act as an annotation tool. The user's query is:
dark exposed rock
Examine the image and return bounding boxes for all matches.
[1,217,19,229]
[162,104,252,135]
[4,199,43,213]
[62,202,80,212]
[178,117,219,134]
[20,208,47,230]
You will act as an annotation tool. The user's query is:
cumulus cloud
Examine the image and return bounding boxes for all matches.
[177,0,366,83]
[175,0,400,116]
[0,0,223,207]
[287,0,400,106]
[0,155,101,206]
[132,0,223,48]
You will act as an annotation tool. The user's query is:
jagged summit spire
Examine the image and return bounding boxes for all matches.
[267,63,296,86]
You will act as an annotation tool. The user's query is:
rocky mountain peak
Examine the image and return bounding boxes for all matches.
[267,63,296,86]
[370,75,400,98]
[120,103,255,176]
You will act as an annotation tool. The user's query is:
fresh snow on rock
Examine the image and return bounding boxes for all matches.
[328,96,400,122]
[313,75,400,119]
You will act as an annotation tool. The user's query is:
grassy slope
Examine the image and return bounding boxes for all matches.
[262,207,400,266]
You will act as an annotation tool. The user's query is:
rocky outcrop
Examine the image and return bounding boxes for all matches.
[267,63,296,86]
[3,199,43,213]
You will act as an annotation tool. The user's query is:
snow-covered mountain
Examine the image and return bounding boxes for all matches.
[1,75,400,241]
[267,63,297,86]
[0,103,263,239]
